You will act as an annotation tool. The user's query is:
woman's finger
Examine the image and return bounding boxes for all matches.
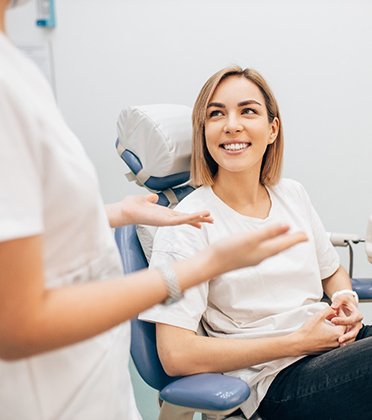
[339,323,362,344]
[332,313,363,326]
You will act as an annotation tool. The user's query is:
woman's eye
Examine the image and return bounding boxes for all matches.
[209,110,223,118]
[242,108,255,115]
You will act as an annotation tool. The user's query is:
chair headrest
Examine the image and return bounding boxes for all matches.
[116,104,193,191]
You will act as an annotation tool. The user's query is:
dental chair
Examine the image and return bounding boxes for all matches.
[114,104,372,420]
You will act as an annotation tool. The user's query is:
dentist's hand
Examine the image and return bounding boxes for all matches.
[175,223,308,295]
[211,223,307,274]
[106,194,214,228]
[331,295,363,346]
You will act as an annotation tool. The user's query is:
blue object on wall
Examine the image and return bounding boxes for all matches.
[36,0,56,28]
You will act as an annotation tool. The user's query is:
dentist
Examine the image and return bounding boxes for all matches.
[0,1,306,419]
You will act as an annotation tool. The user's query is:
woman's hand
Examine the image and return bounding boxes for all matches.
[291,307,346,356]
[330,295,363,346]
[106,194,213,228]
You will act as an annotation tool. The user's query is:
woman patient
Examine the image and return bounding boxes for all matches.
[140,66,372,419]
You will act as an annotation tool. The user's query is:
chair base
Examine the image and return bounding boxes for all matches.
[159,401,242,420]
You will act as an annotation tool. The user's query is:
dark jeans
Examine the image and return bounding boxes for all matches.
[258,325,372,420]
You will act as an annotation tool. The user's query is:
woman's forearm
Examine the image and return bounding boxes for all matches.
[156,324,300,376]
[322,266,353,299]
[157,306,345,377]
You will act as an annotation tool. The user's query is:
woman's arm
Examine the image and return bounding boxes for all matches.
[0,224,306,360]
[156,307,344,376]
[322,265,353,299]
[105,194,213,228]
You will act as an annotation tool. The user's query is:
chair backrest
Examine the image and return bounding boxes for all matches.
[115,104,192,391]
[116,104,192,192]
[115,225,181,390]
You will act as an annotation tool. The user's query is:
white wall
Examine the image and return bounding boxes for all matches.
[6,0,372,275]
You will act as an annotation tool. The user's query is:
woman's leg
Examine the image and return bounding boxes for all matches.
[258,329,372,420]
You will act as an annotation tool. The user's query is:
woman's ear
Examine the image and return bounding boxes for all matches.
[268,117,280,144]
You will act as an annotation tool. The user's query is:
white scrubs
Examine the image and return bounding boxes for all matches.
[0,33,141,420]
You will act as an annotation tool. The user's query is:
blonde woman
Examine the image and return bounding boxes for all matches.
[140,66,371,419]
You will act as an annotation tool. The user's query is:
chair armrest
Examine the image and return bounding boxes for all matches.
[352,278,372,300]
[159,373,250,411]
[328,232,363,247]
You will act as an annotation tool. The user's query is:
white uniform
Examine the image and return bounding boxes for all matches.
[0,33,141,420]
[140,179,340,418]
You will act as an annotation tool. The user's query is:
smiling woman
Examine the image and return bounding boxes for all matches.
[191,67,283,220]
[192,67,283,189]
[140,66,372,420]
[204,76,280,219]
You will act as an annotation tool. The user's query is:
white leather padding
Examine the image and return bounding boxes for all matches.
[117,104,192,177]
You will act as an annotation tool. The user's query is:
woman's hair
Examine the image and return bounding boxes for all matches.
[191,65,283,187]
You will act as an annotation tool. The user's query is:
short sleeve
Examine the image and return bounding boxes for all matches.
[139,223,210,332]
[294,181,340,279]
[0,81,43,241]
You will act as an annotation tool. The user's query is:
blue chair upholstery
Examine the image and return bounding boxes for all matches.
[352,278,372,301]
[116,142,190,191]
[114,224,250,417]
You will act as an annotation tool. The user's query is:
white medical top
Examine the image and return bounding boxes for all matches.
[0,33,141,420]
[140,179,340,418]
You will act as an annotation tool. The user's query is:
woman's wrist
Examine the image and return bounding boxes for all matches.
[286,331,305,357]
[331,289,359,305]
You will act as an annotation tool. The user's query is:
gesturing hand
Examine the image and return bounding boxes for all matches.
[331,295,363,346]
[212,223,308,274]
[106,194,214,228]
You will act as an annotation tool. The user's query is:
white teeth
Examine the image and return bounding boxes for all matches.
[223,143,249,151]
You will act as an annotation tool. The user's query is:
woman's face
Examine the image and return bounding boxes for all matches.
[204,75,279,179]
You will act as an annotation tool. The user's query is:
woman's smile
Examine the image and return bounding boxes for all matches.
[219,141,252,152]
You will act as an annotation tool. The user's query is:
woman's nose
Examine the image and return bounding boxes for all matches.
[223,114,243,133]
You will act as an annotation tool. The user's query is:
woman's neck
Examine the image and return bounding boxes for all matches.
[212,169,271,219]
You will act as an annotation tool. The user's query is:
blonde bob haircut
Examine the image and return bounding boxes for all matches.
[191,66,283,187]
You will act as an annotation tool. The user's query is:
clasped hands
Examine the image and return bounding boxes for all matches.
[330,294,363,346]
[294,298,363,356]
